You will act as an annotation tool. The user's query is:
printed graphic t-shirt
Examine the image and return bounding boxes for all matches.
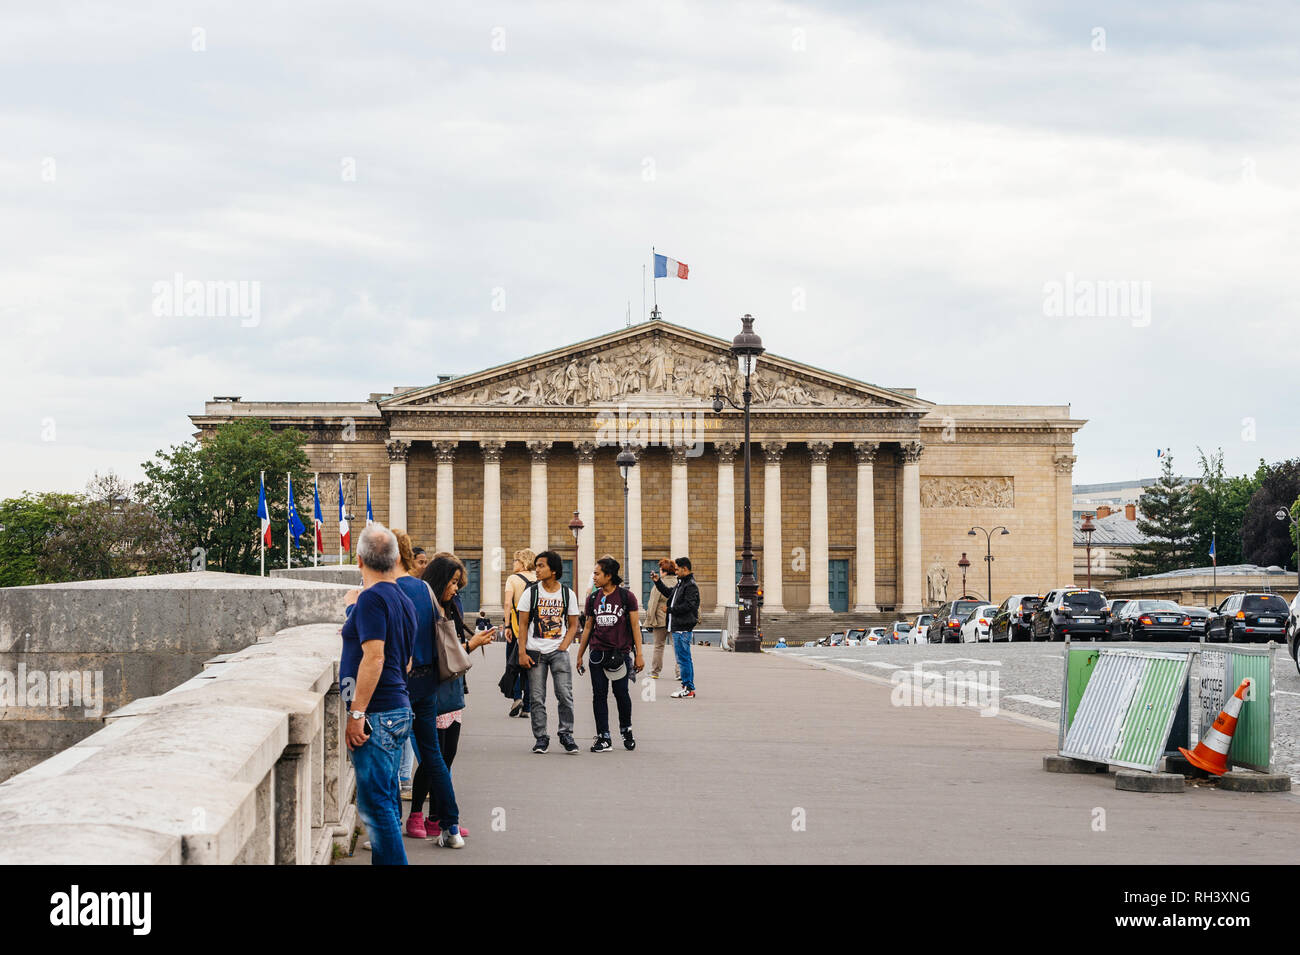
[584,586,639,652]
[516,583,580,654]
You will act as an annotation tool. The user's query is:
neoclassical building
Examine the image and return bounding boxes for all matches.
[192,321,1084,619]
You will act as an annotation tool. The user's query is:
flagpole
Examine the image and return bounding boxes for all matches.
[286,473,291,570]
[651,246,658,318]
[314,473,319,568]
[260,470,265,578]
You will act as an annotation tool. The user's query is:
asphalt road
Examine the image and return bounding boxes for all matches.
[779,640,1300,782]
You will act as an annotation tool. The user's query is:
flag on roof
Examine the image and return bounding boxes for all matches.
[653,252,689,280]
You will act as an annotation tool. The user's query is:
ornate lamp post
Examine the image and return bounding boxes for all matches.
[957,552,971,597]
[1276,508,1299,594]
[968,525,1009,604]
[711,314,765,652]
[617,446,637,588]
[1080,512,1097,589]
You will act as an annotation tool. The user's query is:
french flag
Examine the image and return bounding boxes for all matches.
[313,476,324,551]
[257,473,272,548]
[338,475,350,552]
[366,476,373,527]
[653,252,689,280]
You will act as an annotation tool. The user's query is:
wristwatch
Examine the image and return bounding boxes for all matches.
[349,710,366,721]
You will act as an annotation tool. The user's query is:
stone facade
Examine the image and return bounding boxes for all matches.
[191,321,1085,615]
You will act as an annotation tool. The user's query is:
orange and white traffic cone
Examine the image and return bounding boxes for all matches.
[1179,677,1252,776]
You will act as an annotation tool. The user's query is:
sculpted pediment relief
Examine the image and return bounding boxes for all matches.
[387,327,918,411]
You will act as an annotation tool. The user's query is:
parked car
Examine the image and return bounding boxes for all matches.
[867,626,887,643]
[1117,599,1191,640]
[1205,592,1289,643]
[885,621,913,644]
[845,627,869,646]
[1106,599,1132,639]
[989,595,1042,642]
[926,597,987,644]
[911,613,936,636]
[1031,588,1110,641]
[959,604,999,643]
[1286,593,1300,674]
[1180,605,1211,636]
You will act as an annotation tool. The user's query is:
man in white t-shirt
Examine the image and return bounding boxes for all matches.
[516,549,581,754]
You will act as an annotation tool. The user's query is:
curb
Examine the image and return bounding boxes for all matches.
[1116,770,1184,793]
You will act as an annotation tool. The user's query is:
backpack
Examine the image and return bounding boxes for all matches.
[506,572,532,641]
[521,580,571,643]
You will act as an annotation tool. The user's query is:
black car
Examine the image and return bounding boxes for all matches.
[1106,599,1132,639]
[1205,592,1289,643]
[1180,606,1211,637]
[926,597,986,644]
[989,594,1042,642]
[1286,593,1300,674]
[1031,588,1110,641]
[1117,599,1191,640]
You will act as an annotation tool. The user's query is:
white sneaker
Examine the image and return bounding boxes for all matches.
[438,828,466,848]
[670,688,696,699]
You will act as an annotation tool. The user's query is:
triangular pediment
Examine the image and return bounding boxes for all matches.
[381,322,931,412]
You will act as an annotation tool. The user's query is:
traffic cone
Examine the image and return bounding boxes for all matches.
[1178,677,1252,776]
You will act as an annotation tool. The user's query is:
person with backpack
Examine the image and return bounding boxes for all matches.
[652,555,700,699]
[576,557,644,752]
[503,549,537,718]
[515,550,581,754]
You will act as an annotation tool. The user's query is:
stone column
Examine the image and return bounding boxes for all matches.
[433,442,456,553]
[527,441,550,554]
[480,440,505,616]
[852,442,880,612]
[1055,453,1077,591]
[715,442,738,612]
[899,441,924,613]
[762,442,786,613]
[385,439,410,531]
[576,442,596,589]
[807,441,833,613]
[670,444,690,559]
[625,445,643,595]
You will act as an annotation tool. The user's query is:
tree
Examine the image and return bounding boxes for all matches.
[0,491,81,587]
[1188,448,1260,567]
[36,472,186,582]
[1123,454,1194,576]
[139,418,311,575]
[1242,457,1300,568]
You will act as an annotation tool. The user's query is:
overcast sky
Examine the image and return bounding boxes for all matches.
[3,0,1298,499]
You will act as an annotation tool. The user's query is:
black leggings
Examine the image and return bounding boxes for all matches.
[411,721,462,817]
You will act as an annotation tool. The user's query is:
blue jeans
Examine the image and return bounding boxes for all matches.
[351,706,412,865]
[410,690,460,829]
[399,738,415,786]
[672,631,695,689]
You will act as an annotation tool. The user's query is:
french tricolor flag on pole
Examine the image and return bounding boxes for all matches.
[653,252,689,280]
[257,472,272,548]
[338,475,350,554]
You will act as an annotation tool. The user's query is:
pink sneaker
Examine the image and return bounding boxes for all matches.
[404,812,428,839]
[427,819,441,838]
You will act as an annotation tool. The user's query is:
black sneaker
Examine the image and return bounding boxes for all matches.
[558,733,579,754]
[621,728,636,751]
[509,699,524,718]
[532,737,549,754]
[590,735,612,753]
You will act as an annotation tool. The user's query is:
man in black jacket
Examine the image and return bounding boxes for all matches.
[652,556,700,699]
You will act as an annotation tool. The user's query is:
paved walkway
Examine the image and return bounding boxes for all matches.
[340,643,1299,865]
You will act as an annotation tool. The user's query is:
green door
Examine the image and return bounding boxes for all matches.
[829,559,849,612]
[460,559,480,614]
[642,560,660,610]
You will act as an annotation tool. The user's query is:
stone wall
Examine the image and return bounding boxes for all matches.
[0,572,352,782]
[0,622,351,864]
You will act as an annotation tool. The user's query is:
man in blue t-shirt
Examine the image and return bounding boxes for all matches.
[341,523,416,865]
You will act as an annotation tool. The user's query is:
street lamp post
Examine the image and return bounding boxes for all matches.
[968,525,1009,604]
[617,446,637,589]
[958,552,971,598]
[1080,512,1097,589]
[1276,508,1299,594]
[712,314,765,652]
